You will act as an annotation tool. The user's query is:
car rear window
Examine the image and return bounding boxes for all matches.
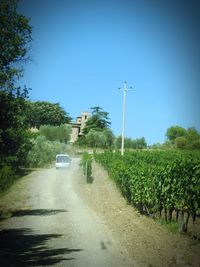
[56,156,70,163]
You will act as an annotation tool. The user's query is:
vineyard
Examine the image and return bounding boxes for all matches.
[94,150,200,233]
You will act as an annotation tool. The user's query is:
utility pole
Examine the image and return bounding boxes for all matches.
[119,81,132,156]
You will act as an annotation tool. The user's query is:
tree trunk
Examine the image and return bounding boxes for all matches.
[179,211,190,233]
[176,210,179,223]
[164,208,168,222]
[159,209,162,218]
[168,209,173,223]
[192,212,196,223]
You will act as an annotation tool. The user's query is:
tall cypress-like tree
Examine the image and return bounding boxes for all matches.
[83,106,111,134]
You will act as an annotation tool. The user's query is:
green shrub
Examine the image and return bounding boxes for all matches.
[80,152,93,183]
[0,166,15,193]
[27,136,67,167]
[39,124,71,143]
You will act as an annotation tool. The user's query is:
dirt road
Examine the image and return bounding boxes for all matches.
[0,158,135,267]
[0,157,199,267]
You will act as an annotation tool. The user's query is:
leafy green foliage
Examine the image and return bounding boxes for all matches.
[76,106,114,148]
[0,165,15,193]
[114,136,147,149]
[175,136,187,149]
[0,90,32,169]
[27,136,67,168]
[76,128,114,148]
[80,152,93,183]
[165,126,200,149]
[85,128,114,148]
[165,126,187,142]
[26,101,71,128]
[186,127,200,142]
[39,124,71,143]
[94,150,200,232]
[0,0,32,91]
[83,106,111,134]
[0,0,32,175]
[186,127,200,149]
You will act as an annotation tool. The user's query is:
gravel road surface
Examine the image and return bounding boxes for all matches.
[0,157,199,267]
[0,158,136,267]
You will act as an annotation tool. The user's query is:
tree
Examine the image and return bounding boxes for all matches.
[114,136,122,149]
[151,143,162,150]
[185,127,200,149]
[0,0,32,91]
[84,129,114,148]
[83,106,111,134]
[84,130,102,147]
[165,126,186,143]
[0,0,32,170]
[114,136,147,149]
[26,101,71,128]
[103,128,114,148]
[39,124,72,143]
[186,127,200,142]
[0,90,31,169]
[175,136,187,149]
[75,106,114,148]
[135,137,147,149]
[26,135,66,168]
[165,125,200,150]
[124,138,132,149]
[188,139,200,150]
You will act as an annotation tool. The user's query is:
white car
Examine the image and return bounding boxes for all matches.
[55,154,71,169]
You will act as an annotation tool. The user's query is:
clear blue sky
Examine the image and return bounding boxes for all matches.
[18,0,200,145]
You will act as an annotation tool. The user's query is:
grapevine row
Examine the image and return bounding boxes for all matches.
[94,150,200,232]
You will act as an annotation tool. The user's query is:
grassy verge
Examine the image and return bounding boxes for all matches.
[80,152,93,183]
[155,218,179,233]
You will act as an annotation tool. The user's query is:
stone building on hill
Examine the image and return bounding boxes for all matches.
[70,112,91,143]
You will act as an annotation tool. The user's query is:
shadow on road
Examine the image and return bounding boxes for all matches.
[0,228,83,266]
[11,209,68,217]
[0,209,69,221]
